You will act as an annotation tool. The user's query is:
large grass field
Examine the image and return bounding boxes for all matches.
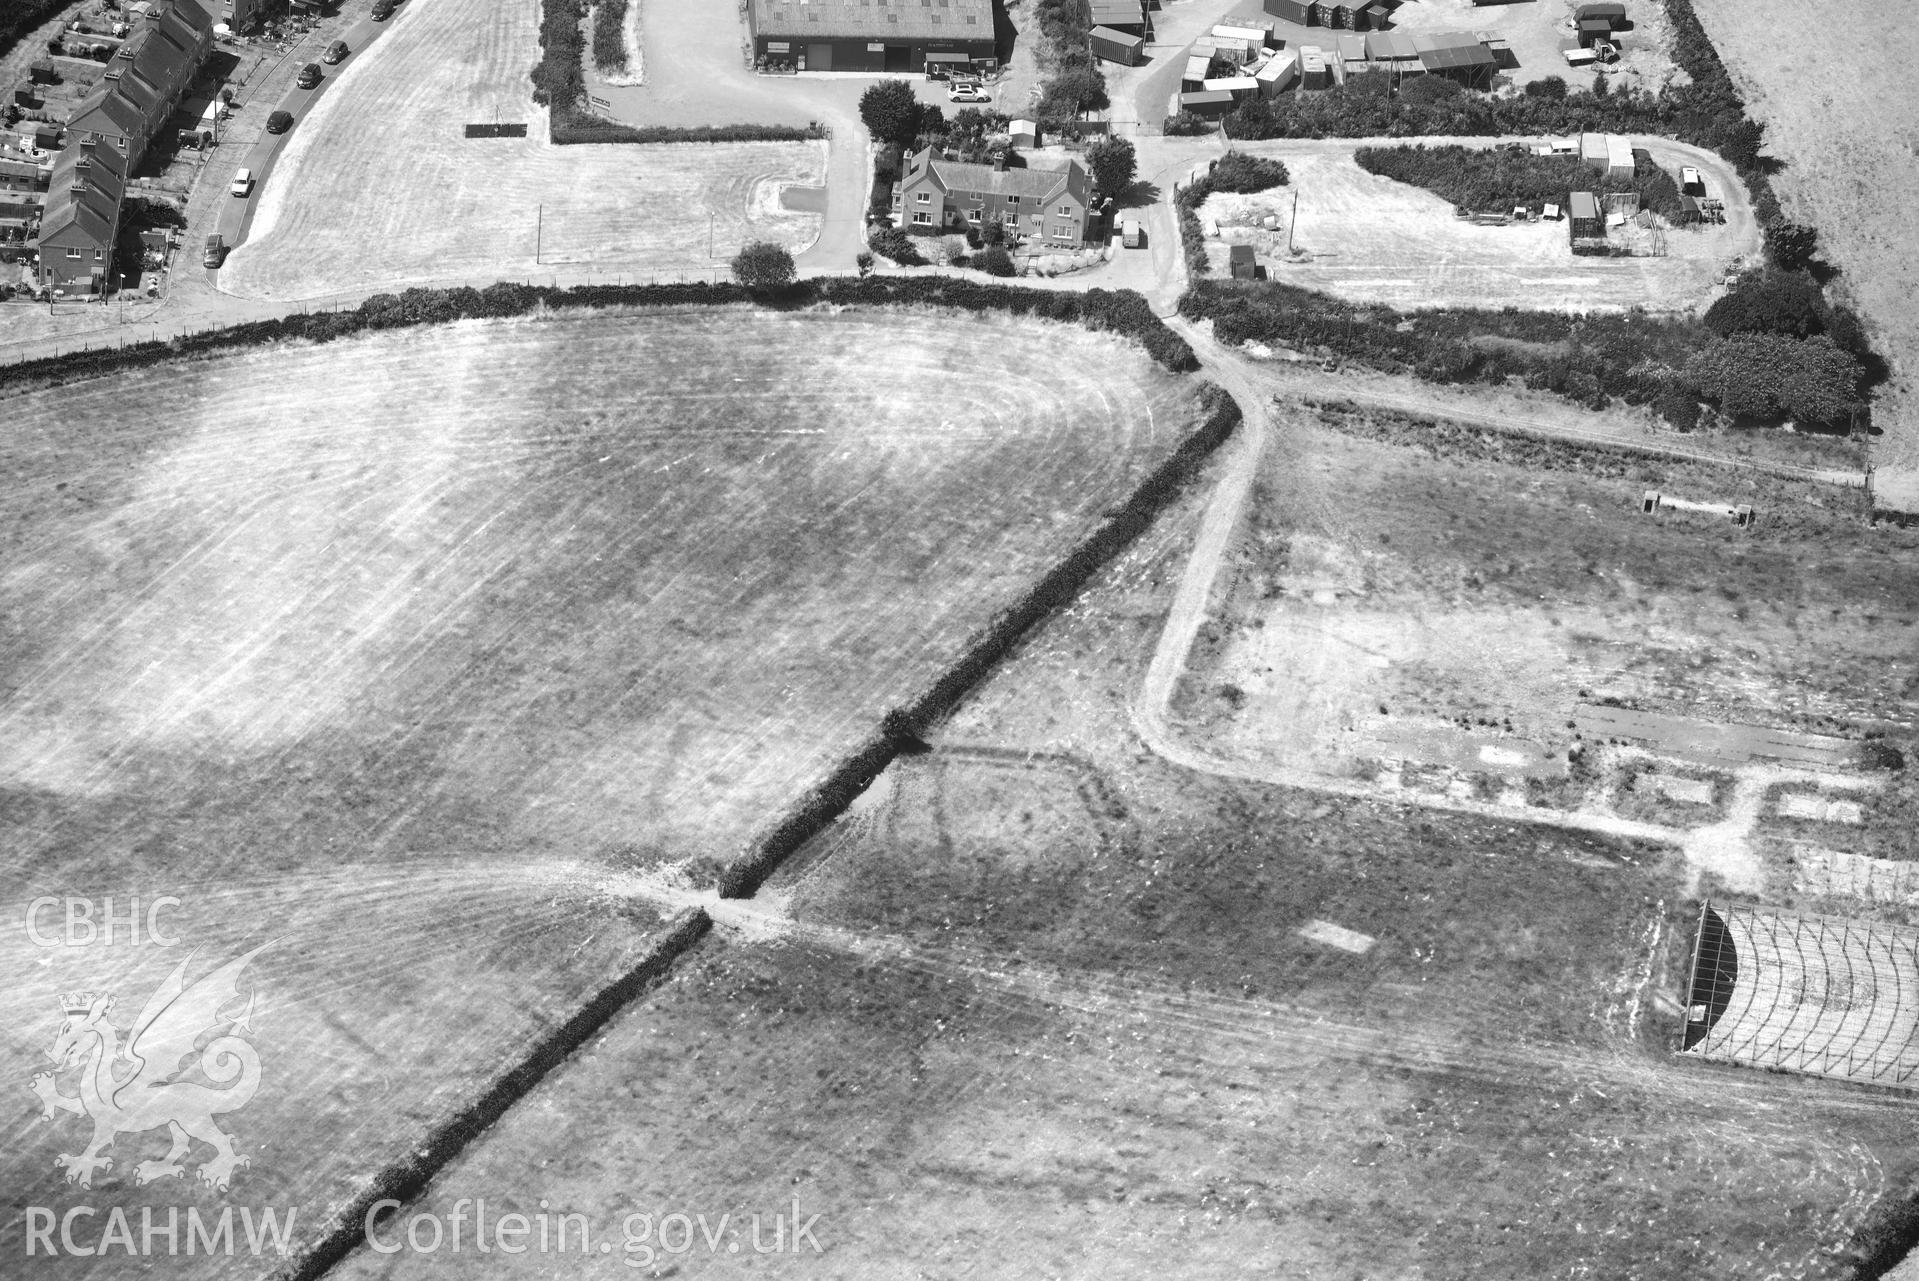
[0,306,1210,1272]
[219,0,825,301]
[329,503,1919,1281]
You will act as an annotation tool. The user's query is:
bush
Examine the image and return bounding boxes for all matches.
[1208,152,1290,194]
[1685,332,1864,427]
[869,226,925,266]
[974,246,1016,277]
[1525,76,1568,100]
[1765,219,1818,270]
[1162,111,1215,137]
[1703,267,1830,339]
[1038,67,1109,119]
[731,241,797,291]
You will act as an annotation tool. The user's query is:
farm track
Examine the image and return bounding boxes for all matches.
[1245,360,1868,488]
[690,895,1919,1121]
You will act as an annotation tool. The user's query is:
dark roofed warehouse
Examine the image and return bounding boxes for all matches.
[748,0,996,72]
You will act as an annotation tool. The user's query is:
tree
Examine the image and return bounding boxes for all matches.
[858,80,921,148]
[975,246,1016,277]
[731,241,796,291]
[1590,70,1609,98]
[855,250,875,277]
[1038,67,1109,118]
[1766,219,1819,271]
[1084,136,1136,202]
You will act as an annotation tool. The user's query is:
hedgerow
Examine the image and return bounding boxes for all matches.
[1174,154,1291,279]
[1029,0,1109,130]
[0,279,1198,398]
[531,0,822,144]
[0,0,66,63]
[1171,1,1881,430]
[1179,278,1866,429]
[717,382,1239,898]
[1355,143,1684,217]
[591,0,628,73]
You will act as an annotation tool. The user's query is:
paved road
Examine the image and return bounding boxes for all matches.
[212,1,404,271]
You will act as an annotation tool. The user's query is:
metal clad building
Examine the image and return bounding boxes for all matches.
[748,0,995,72]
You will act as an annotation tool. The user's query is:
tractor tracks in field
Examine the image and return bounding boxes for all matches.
[688,894,1919,1122]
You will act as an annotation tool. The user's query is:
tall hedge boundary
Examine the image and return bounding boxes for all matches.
[0,277,1198,397]
[717,382,1242,898]
[277,907,713,1281]
[530,0,822,145]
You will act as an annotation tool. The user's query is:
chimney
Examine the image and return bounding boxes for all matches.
[992,155,1006,172]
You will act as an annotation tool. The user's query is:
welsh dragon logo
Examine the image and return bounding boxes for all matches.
[29,943,270,1193]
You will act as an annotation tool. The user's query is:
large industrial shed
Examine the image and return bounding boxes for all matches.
[748,0,995,73]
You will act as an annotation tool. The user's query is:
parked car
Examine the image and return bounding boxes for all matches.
[947,85,990,104]
[322,40,347,63]
[297,63,322,88]
[203,233,225,268]
[266,109,293,133]
[229,166,252,197]
[371,0,396,18]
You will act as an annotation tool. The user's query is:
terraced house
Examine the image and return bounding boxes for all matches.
[36,0,213,294]
[36,142,125,293]
[892,148,1091,248]
[66,0,214,171]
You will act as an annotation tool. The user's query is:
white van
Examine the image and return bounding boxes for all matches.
[230,167,252,197]
[1120,217,1141,248]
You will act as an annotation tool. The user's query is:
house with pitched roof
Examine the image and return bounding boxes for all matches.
[37,142,126,292]
[66,0,212,171]
[37,1,211,293]
[891,148,1091,248]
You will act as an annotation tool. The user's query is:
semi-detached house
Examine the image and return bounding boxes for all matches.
[892,147,1091,248]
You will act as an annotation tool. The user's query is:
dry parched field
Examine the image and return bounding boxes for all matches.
[1213,139,1759,313]
[220,0,825,300]
[1692,0,1919,484]
[0,308,1205,1273]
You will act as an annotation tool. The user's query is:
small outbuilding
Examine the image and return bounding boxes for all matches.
[1090,26,1144,65]
[1177,89,1237,119]
[1255,50,1301,95]
[1008,118,1039,148]
[1202,75,1260,100]
[1568,190,1603,237]
[1229,243,1258,279]
[1182,53,1214,91]
[1298,45,1332,88]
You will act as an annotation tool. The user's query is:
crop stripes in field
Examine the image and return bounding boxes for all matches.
[273,376,1239,1281]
